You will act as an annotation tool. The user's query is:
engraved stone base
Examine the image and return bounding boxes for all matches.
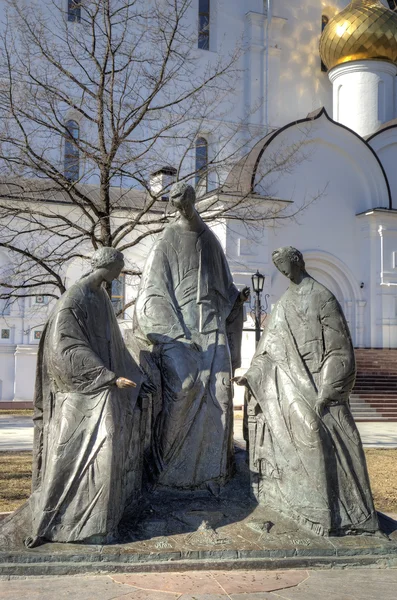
[1,449,397,577]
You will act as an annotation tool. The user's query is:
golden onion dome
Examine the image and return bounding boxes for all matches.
[319,0,397,71]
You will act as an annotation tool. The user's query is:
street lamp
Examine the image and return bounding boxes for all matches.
[251,270,268,345]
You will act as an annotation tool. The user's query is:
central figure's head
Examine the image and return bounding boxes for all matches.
[91,247,124,283]
[169,182,196,221]
[272,246,305,282]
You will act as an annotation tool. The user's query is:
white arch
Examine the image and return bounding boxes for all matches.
[304,250,364,347]
[270,250,365,347]
[303,250,364,304]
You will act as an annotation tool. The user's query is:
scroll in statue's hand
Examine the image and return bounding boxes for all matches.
[116,377,137,389]
[231,376,248,386]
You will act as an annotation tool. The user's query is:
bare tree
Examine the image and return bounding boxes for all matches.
[0,0,320,314]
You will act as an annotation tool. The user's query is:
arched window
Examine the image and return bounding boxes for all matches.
[195,137,208,193]
[198,0,210,50]
[321,15,329,72]
[68,1,81,23]
[64,120,80,182]
[111,274,125,317]
[387,1,397,11]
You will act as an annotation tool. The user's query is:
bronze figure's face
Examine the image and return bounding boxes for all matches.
[272,247,305,283]
[91,247,125,283]
[170,182,196,221]
[102,258,124,284]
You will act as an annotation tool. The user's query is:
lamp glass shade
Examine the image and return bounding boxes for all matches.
[252,270,265,293]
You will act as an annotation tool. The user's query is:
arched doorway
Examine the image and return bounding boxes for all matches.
[304,251,364,347]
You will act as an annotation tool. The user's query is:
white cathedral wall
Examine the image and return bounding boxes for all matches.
[356,212,397,349]
[264,0,345,126]
[247,113,391,353]
[0,0,345,191]
[368,129,397,208]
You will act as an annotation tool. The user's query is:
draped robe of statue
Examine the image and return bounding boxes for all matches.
[134,222,243,489]
[245,276,379,536]
[28,280,143,544]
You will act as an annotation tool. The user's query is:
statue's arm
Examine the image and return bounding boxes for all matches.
[51,308,118,393]
[135,248,186,345]
[316,297,355,415]
[233,354,268,396]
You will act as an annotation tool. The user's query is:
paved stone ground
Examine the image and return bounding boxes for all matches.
[2,415,397,451]
[1,568,397,599]
[0,416,33,451]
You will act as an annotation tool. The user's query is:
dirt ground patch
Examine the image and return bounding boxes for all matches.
[365,448,397,514]
[1,449,397,514]
[0,410,34,417]
[0,451,32,512]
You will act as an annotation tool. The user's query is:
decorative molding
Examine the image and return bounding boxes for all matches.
[0,344,17,354]
[14,345,39,356]
[329,60,397,83]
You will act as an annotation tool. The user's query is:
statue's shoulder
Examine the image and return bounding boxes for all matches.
[310,278,339,307]
[56,281,89,312]
[151,226,177,252]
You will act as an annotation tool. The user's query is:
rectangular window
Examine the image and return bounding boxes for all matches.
[198,0,210,50]
[111,274,125,316]
[0,298,11,316]
[1,329,10,339]
[64,120,80,182]
[68,1,81,23]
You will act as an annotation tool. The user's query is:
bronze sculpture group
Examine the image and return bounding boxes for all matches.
[3,183,380,547]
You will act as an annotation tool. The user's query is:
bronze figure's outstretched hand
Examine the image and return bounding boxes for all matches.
[116,377,137,388]
[231,376,248,386]
[239,286,250,303]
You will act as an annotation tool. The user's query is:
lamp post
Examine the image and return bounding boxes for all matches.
[251,270,268,346]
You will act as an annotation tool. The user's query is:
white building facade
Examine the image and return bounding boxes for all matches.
[2,0,397,403]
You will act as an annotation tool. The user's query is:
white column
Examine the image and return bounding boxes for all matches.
[356,300,367,349]
[13,345,38,402]
[245,12,266,126]
[329,60,397,138]
[0,345,17,401]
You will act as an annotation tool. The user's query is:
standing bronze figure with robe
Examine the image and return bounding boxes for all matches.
[134,183,248,491]
[25,248,143,547]
[234,246,379,536]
